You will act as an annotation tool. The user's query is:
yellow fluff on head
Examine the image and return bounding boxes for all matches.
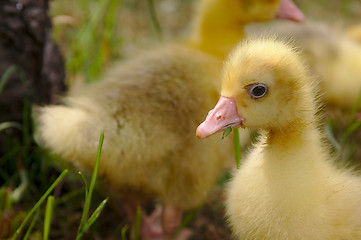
[199,38,361,239]
[221,37,319,131]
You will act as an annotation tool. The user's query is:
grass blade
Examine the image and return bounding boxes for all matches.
[180,208,199,229]
[222,127,232,139]
[121,225,129,240]
[77,132,104,239]
[133,206,142,240]
[233,128,241,169]
[175,207,200,238]
[78,171,89,201]
[345,86,361,139]
[147,0,162,39]
[325,119,341,153]
[103,0,122,60]
[10,169,28,203]
[23,209,40,240]
[11,169,68,240]
[0,122,23,132]
[44,196,55,240]
[349,87,361,124]
[0,65,16,95]
[78,198,108,237]
[345,119,361,138]
[338,87,361,158]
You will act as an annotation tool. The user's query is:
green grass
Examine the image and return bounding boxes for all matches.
[121,225,130,240]
[52,0,122,85]
[51,0,166,86]
[11,170,68,240]
[233,128,242,169]
[76,132,107,240]
[7,133,107,240]
[0,65,16,95]
[43,196,54,240]
[23,209,39,240]
[133,206,142,240]
[146,0,163,39]
[222,127,242,169]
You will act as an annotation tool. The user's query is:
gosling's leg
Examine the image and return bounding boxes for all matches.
[162,205,193,240]
[124,202,163,239]
[125,203,192,240]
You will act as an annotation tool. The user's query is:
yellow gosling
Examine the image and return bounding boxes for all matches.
[197,38,361,239]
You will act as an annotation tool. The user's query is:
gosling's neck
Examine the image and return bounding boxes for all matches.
[267,119,316,147]
[187,0,246,59]
[248,115,333,213]
[262,114,324,166]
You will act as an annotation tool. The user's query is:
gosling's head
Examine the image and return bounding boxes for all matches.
[197,38,316,139]
[238,0,304,23]
[198,0,304,28]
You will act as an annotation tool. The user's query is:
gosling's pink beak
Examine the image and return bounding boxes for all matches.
[196,96,244,139]
[276,0,305,22]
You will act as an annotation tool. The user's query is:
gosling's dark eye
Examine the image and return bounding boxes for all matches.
[247,83,268,99]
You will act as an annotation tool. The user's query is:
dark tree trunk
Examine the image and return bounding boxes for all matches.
[0,0,65,153]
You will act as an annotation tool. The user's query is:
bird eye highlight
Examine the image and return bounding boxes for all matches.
[247,83,268,99]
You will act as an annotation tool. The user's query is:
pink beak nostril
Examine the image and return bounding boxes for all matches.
[216,115,222,121]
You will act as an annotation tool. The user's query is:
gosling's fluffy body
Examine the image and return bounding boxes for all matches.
[36,44,226,209]
[221,39,361,239]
